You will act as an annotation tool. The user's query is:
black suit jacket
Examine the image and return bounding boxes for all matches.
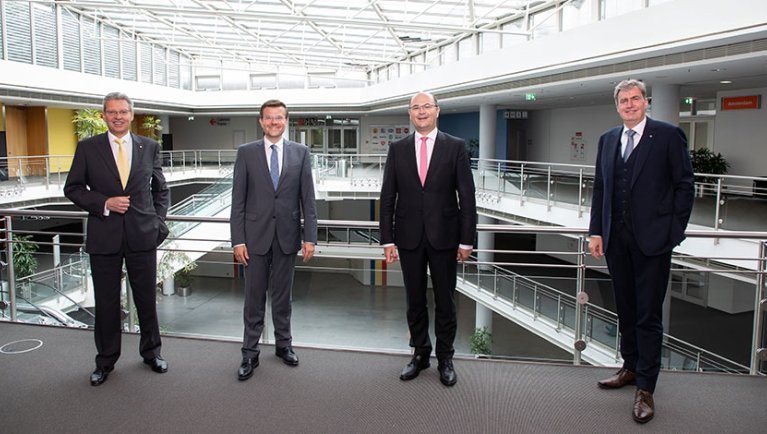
[589,117,694,256]
[379,131,477,250]
[64,132,170,254]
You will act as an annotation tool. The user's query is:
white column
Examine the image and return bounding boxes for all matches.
[650,84,680,125]
[476,104,497,337]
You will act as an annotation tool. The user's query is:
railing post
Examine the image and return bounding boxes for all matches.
[573,236,587,365]
[4,216,17,321]
[749,240,767,375]
[713,177,723,245]
[519,163,525,206]
[496,161,501,199]
[45,157,51,189]
[577,168,584,218]
[546,166,552,211]
[218,150,222,172]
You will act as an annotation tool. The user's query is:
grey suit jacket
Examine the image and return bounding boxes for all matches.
[230,139,318,255]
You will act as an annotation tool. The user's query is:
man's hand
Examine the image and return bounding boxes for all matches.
[589,236,603,259]
[302,242,315,263]
[384,245,398,264]
[105,196,130,214]
[456,247,472,262]
[233,244,249,266]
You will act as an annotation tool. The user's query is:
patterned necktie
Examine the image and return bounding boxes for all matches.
[115,138,129,188]
[270,144,280,190]
[419,136,428,186]
[623,129,636,162]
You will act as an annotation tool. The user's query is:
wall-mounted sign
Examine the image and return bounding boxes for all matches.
[209,118,230,126]
[721,95,761,111]
[504,110,528,119]
[570,132,585,161]
[369,125,409,154]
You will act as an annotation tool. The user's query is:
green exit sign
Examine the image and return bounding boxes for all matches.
[684,97,694,104]
[525,93,536,101]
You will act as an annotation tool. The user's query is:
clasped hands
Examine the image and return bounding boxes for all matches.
[233,242,315,267]
[383,245,472,264]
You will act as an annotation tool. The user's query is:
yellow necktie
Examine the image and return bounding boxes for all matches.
[116,138,129,188]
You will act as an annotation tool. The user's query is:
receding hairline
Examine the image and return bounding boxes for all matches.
[409,92,438,106]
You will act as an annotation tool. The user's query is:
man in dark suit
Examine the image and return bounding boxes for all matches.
[379,91,477,387]
[65,92,170,386]
[230,99,318,381]
[589,79,694,423]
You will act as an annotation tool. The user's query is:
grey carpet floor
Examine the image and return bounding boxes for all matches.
[1,322,766,433]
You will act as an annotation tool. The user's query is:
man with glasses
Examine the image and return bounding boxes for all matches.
[65,92,170,386]
[230,99,317,381]
[379,92,477,387]
[589,79,694,423]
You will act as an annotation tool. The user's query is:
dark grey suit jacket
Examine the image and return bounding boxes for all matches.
[230,139,318,255]
[64,132,170,254]
[589,117,694,256]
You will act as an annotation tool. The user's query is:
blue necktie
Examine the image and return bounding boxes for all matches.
[270,144,280,190]
[623,129,636,162]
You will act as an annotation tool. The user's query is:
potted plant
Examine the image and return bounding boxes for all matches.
[73,109,107,140]
[690,148,729,196]
[141,115,163,146]
[157,246,196,296]
[174,264,196,297]
[12,234,39,301]
[470,326,492,357]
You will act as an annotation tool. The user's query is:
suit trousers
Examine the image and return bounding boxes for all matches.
[89,244,161,368]
[605,224,671,393]
[398,234,458,360]
[241,234,296,358]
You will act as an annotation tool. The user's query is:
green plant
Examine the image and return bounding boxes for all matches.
[142,115,163,145]
[690,148,729,185]
[174,267,194,288]
[470,326,492,355]
[13,234,39,279]
[157,247,196,284]
[73,109,107,140]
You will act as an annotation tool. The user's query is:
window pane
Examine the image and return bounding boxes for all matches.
[458,36,476,60]
[33,3,57,68]
[168,51,180,88]
[121,36,137,81]
[502,19,526,48]
[61,9,81,72]
[562,0,593,31]
[480,31,501,54]
[530,8,558,40]
[153,46,166,86]
[102,25,120,78]
[82,17,101,75]
[6,1,32,64]
[140,42,152,83]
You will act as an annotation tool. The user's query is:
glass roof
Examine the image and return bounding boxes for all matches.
[56,0,556,73]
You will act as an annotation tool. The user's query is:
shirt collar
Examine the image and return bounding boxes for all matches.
[415,129,438,143]
[264,137,284,149]
[623,117,647,137]
[107,131,131,144]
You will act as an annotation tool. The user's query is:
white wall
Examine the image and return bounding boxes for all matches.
[168,115,259,150]
[527,105,619,165]
[714,87,767,177]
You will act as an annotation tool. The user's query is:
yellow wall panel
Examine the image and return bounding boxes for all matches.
[47,108,77,173]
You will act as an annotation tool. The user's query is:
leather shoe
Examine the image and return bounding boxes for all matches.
[597,368,635,389]
[633,388,655,424]
[275,346,299,366]
[438,359,457,387]
[143,356,168,373]
[90,366,114,386]
[238,357,259,381]
[400,353,430,381]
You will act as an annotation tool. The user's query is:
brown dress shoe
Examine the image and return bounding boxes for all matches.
[597,368,636,389]
[633,389,655,424]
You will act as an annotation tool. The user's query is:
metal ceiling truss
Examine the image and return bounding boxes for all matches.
[36,0,558,73]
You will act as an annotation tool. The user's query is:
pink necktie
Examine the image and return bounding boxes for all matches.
[419,136,428,186]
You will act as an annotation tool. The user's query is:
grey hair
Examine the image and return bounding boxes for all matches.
[613,79,647,106]
[409,92,439,107]
[103,92,134,111]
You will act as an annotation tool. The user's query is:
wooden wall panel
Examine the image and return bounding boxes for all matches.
[5,106,28,177]
[26,107,48,176]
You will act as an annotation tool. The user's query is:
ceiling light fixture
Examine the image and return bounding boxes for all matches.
[720,80,733,84]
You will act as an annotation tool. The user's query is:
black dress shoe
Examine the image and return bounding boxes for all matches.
[633,388,655,424]
[275,346,299,366]
[90,366,114,386]
[598,368,636,389]
[143,356,169,373]
[238,357,259,381]
[400,353,430,381]
[438,359,457,387]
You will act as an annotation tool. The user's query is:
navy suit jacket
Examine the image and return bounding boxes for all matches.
[64,132,169,254]
[230,139,318,255]
[379,131,476,250]
[589,117,694,256]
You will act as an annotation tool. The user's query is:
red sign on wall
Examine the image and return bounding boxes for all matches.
[721,95,761,110]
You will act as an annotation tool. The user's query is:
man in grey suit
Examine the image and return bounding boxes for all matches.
[230,99,318,381]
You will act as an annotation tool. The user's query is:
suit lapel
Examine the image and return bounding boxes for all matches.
[95,133,121,185]
[128,133,146,188]
[424,132,446,187]
[630,118,655,188]
[253,140,273,188]
[603,127,621,183]
[403,134,420,186]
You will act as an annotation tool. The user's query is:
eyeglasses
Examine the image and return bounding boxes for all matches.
[618,95,645,106]
[409,103,438,111]
[104,110,132,117]
[262,116,286,122]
